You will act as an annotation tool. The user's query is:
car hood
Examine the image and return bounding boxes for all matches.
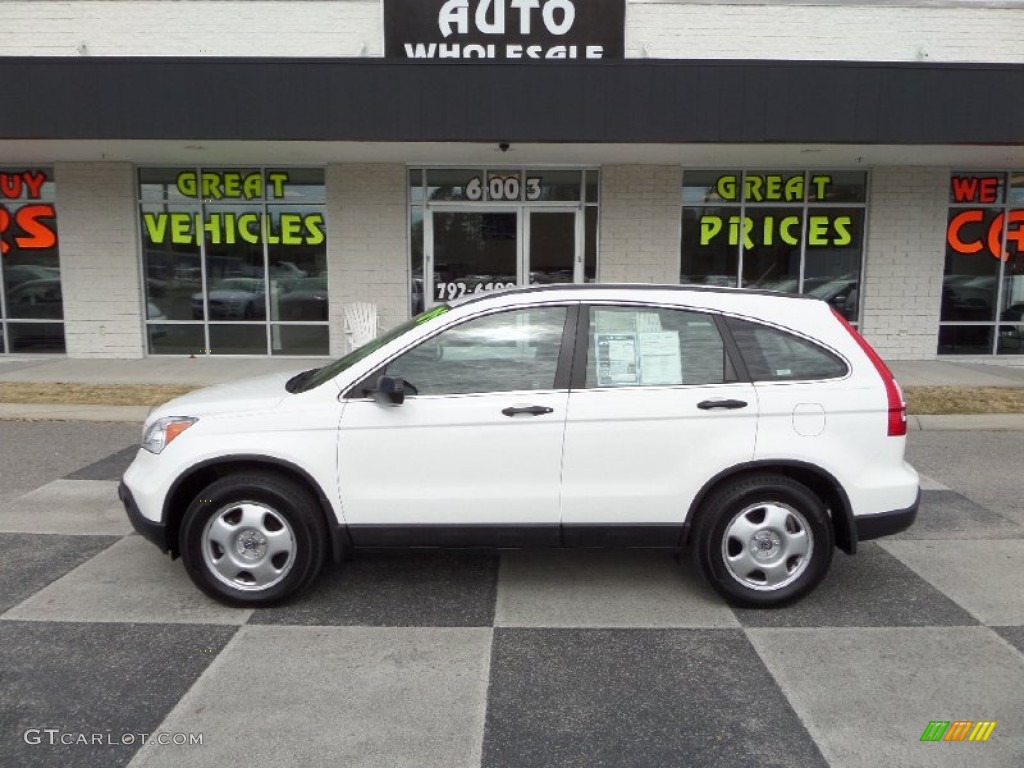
[146,370,303,422]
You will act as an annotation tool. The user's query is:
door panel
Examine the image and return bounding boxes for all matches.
[560,305,759,527]
[430,210,517,304]
[337,306,570,543]
[528,209,578,285]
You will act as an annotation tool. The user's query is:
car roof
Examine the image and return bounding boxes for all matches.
[451,282,814,308]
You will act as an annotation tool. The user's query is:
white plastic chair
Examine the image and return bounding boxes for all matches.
[343,302,381,350]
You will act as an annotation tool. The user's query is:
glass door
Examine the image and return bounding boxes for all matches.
[526,208,580,286]
[428,209,519,304]
[425,206,582,306]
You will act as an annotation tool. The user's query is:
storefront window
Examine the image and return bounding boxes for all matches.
[680,171,867,323]
[941,171,1024,355]
[0,168,64,353]
[139,168,327,355]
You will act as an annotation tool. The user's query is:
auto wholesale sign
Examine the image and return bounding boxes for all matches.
[383,0,625,61]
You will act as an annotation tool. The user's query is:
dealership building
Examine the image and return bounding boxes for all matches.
[1,0,1023,360]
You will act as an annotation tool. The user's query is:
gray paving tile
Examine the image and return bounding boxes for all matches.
[129,626,492,768]
[0,620,237,768]
[880,539,1024,626]
[748,627,1024,768]
[994,626,1024,656]
[495,550,739,628]
[250,550,498,626]
[889,490,1023,540]
[4,535,252,625]
[482,628,827,768]
[0,421,139,504]
[735,542,978,628]
[0,479,130,535]
[0,533,120,615]
[65,446,140,481]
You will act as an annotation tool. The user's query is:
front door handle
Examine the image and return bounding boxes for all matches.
[502,405,554,417]
[697,399,748,410]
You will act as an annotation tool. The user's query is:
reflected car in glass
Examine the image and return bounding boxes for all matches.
[121,285,919,609]
[191,278,266,320]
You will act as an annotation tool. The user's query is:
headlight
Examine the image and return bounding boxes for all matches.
[142,417,198,454]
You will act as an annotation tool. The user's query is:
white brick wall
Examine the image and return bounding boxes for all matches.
[860,167,949,360]
[627,2,1024,63]
[326,164,408,355]
[54,163,145,358]
[599,165,682,284]
[2,1,1021,63]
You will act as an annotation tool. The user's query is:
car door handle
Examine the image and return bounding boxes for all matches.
[502,405,554,417]
[697,399,748,410]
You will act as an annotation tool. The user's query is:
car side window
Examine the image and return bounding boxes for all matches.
[584,306,728,388]
[726,317,848,381]
[382,307,567,396]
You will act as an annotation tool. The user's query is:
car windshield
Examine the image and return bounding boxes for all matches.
[292,304,452,393]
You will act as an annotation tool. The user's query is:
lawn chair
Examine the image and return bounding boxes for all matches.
[343,301,381,350]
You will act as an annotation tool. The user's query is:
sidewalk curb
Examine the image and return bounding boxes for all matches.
[0,403,152,423]
[909,413,1024,431]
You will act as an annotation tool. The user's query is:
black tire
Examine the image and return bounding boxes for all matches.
[693,473,834,608]
[180,472,327,607]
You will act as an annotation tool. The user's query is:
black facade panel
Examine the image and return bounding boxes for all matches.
[1,57,1022,144]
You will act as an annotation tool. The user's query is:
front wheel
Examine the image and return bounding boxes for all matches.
[693,473,834,607]
[180,472,327,606]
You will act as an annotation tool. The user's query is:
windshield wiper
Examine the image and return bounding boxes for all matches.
[285,367,320,394]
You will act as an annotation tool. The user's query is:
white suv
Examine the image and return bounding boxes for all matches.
[120,285,919,608]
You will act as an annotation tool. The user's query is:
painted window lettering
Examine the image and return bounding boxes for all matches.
[0,171,58,255]
[465,175,543,201]
[946,175,1024,262]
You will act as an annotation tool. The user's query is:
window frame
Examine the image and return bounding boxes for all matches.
[345,302,579,399]
[570,301,745,391]
[723,315,851,383]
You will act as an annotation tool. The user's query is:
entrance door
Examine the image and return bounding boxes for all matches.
[426,206,581,306]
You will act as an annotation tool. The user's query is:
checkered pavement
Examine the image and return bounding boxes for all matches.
[2,443,1023,768]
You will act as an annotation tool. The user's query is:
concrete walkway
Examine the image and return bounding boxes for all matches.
[0,355,1023,427]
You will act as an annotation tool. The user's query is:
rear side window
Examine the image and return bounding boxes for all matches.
[727,318,848,381]
[585,306,731,387]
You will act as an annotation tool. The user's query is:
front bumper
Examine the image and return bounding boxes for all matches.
[854,487,921,542]
[119,480,169,553]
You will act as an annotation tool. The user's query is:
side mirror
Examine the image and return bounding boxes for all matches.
[370,375,406,406]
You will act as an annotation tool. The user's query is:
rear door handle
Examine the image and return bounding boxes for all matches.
[697,399,748,410]
[502,405,554,417]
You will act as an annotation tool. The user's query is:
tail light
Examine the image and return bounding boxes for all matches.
[830,308,907,436]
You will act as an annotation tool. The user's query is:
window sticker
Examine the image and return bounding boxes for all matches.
[595,332,638,386]
[638,331,682,385]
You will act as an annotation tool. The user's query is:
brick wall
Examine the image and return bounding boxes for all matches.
[3,1,1021,63]
[54,163,145,358]
[860,167,949,360]
[326,164,408,355]
[599,166,682,284]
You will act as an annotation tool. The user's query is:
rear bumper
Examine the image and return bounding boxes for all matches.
[119,480,169,553]
[854,487,920,542]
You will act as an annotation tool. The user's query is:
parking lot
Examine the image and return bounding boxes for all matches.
[1,420,1022,768]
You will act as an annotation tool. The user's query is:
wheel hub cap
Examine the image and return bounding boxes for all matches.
[236,529,267,560]
[750,530,781,560]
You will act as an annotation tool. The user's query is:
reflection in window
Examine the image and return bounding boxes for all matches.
[138,168,327,356]
[384,308,566,396]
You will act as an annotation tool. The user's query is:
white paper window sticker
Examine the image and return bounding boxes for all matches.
[639,331,682,385]
[595,332,639,386]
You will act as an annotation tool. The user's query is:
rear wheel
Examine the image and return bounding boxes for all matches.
[180,472,327,606]
[694,473,833,607]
